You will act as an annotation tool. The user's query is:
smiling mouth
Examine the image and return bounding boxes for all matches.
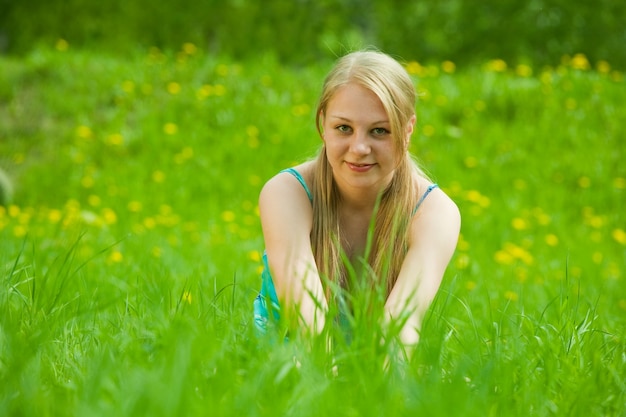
[346,162,375,171]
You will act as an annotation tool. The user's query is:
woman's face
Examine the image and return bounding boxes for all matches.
[321,82,411,194]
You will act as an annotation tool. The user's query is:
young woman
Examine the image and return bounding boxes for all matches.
[254,50,460,355]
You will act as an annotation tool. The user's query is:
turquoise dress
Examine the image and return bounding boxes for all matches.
[253,168,438,334]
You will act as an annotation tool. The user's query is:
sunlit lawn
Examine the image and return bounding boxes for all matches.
[1,42,625,416]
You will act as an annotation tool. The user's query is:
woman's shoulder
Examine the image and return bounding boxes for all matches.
[259,162,316,209]
[409,176,461,245]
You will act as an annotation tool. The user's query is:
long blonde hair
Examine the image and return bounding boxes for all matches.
[311,51,428,300]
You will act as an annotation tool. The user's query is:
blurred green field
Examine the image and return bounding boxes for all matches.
[0,43,625,416]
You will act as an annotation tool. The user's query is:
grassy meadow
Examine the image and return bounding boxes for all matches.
[1,43,625,416]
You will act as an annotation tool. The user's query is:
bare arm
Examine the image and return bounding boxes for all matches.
[384,187,461,355]
[259,169,328,335]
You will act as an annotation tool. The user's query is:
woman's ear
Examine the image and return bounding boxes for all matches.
[405,115,417,148]
[319,111,326,141]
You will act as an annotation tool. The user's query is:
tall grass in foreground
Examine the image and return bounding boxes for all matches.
[0,44,625,416]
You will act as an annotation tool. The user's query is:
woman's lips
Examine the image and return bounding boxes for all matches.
[346,162,375,172]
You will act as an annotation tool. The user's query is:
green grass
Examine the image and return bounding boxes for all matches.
[1,43,625,416]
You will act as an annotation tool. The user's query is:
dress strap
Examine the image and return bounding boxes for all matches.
[280,168,313,204]
[412,183,439,215]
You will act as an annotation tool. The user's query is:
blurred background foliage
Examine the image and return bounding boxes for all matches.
[1,0,625,68]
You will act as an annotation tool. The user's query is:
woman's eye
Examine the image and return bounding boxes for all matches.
[336,125,351,133]
[372,127,389,135]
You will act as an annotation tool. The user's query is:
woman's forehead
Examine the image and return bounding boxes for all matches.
[325,83,388,122]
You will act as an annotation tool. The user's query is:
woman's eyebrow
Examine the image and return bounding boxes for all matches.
[329,115,390,125]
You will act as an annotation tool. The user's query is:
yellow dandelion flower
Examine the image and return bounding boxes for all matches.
[571,53,590,70]
[163,123,178,135]
[515,64,532,77]
[196,85,214,100]
[151,246,162,258]
[248,175,261,186]
[613,177,626,189]
[422,125,435,137]
[441,60,456,74]
[65,199,81,211]
[612,228,626,245]
[465,280,477,291]
[152,170,166,183]
[182,291,193,304]
[48,209,62,223]
[248,250,261,263]
[81,176,95,188]
[596,60,611,74]
[508,244,534,265]
[578,176,591,188]
[88,195,101,207]
[221,211,236,222]
[183,42,197,55]
[216,64,229,76]
[495,250,514,265]
[108,250,123,263]
[511,217,528,231]
[545,234,559,247]
[464,156,478,168]
[588,215,605,228]
[17,209,31,224]
[13,225,28,238]
[76,125,93,139]
[504,291,519,302]
[611,71,624,83]
[13,152,25,164]
[106,133,124,146]
[128,201,143,212]
[143,217,156,229]
[246,125,259,137]
[256,265,265,275]
[457,235,470,251]
[174,146,194,164]
[513,179,527,191]
[465,190,483,203]
[122,80,135,93]
[248,137,260,149]
[592,252,603,264]
[455,253,470,270]
[167,234,179,246]
[132,223,145,234]
[8,204,20,218]
[474,100,486,111]
[486,59,507,72]
[167,82,181,94]
[214,84,226,96]
[565,98,577,110]
[515,267,528,283]
[55,39,69,51]
[405,61,424,76]
[426,65,440,77]
[292,104,311,117]
[101,208,118,225]
[435,95,448,106]
[477,195,491,208]
[590,231,602,243]
[535,212,551,226]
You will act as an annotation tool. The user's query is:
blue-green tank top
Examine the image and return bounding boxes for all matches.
[253,168,438,334]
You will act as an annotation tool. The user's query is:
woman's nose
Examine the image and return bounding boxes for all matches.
[349,131,370,155]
